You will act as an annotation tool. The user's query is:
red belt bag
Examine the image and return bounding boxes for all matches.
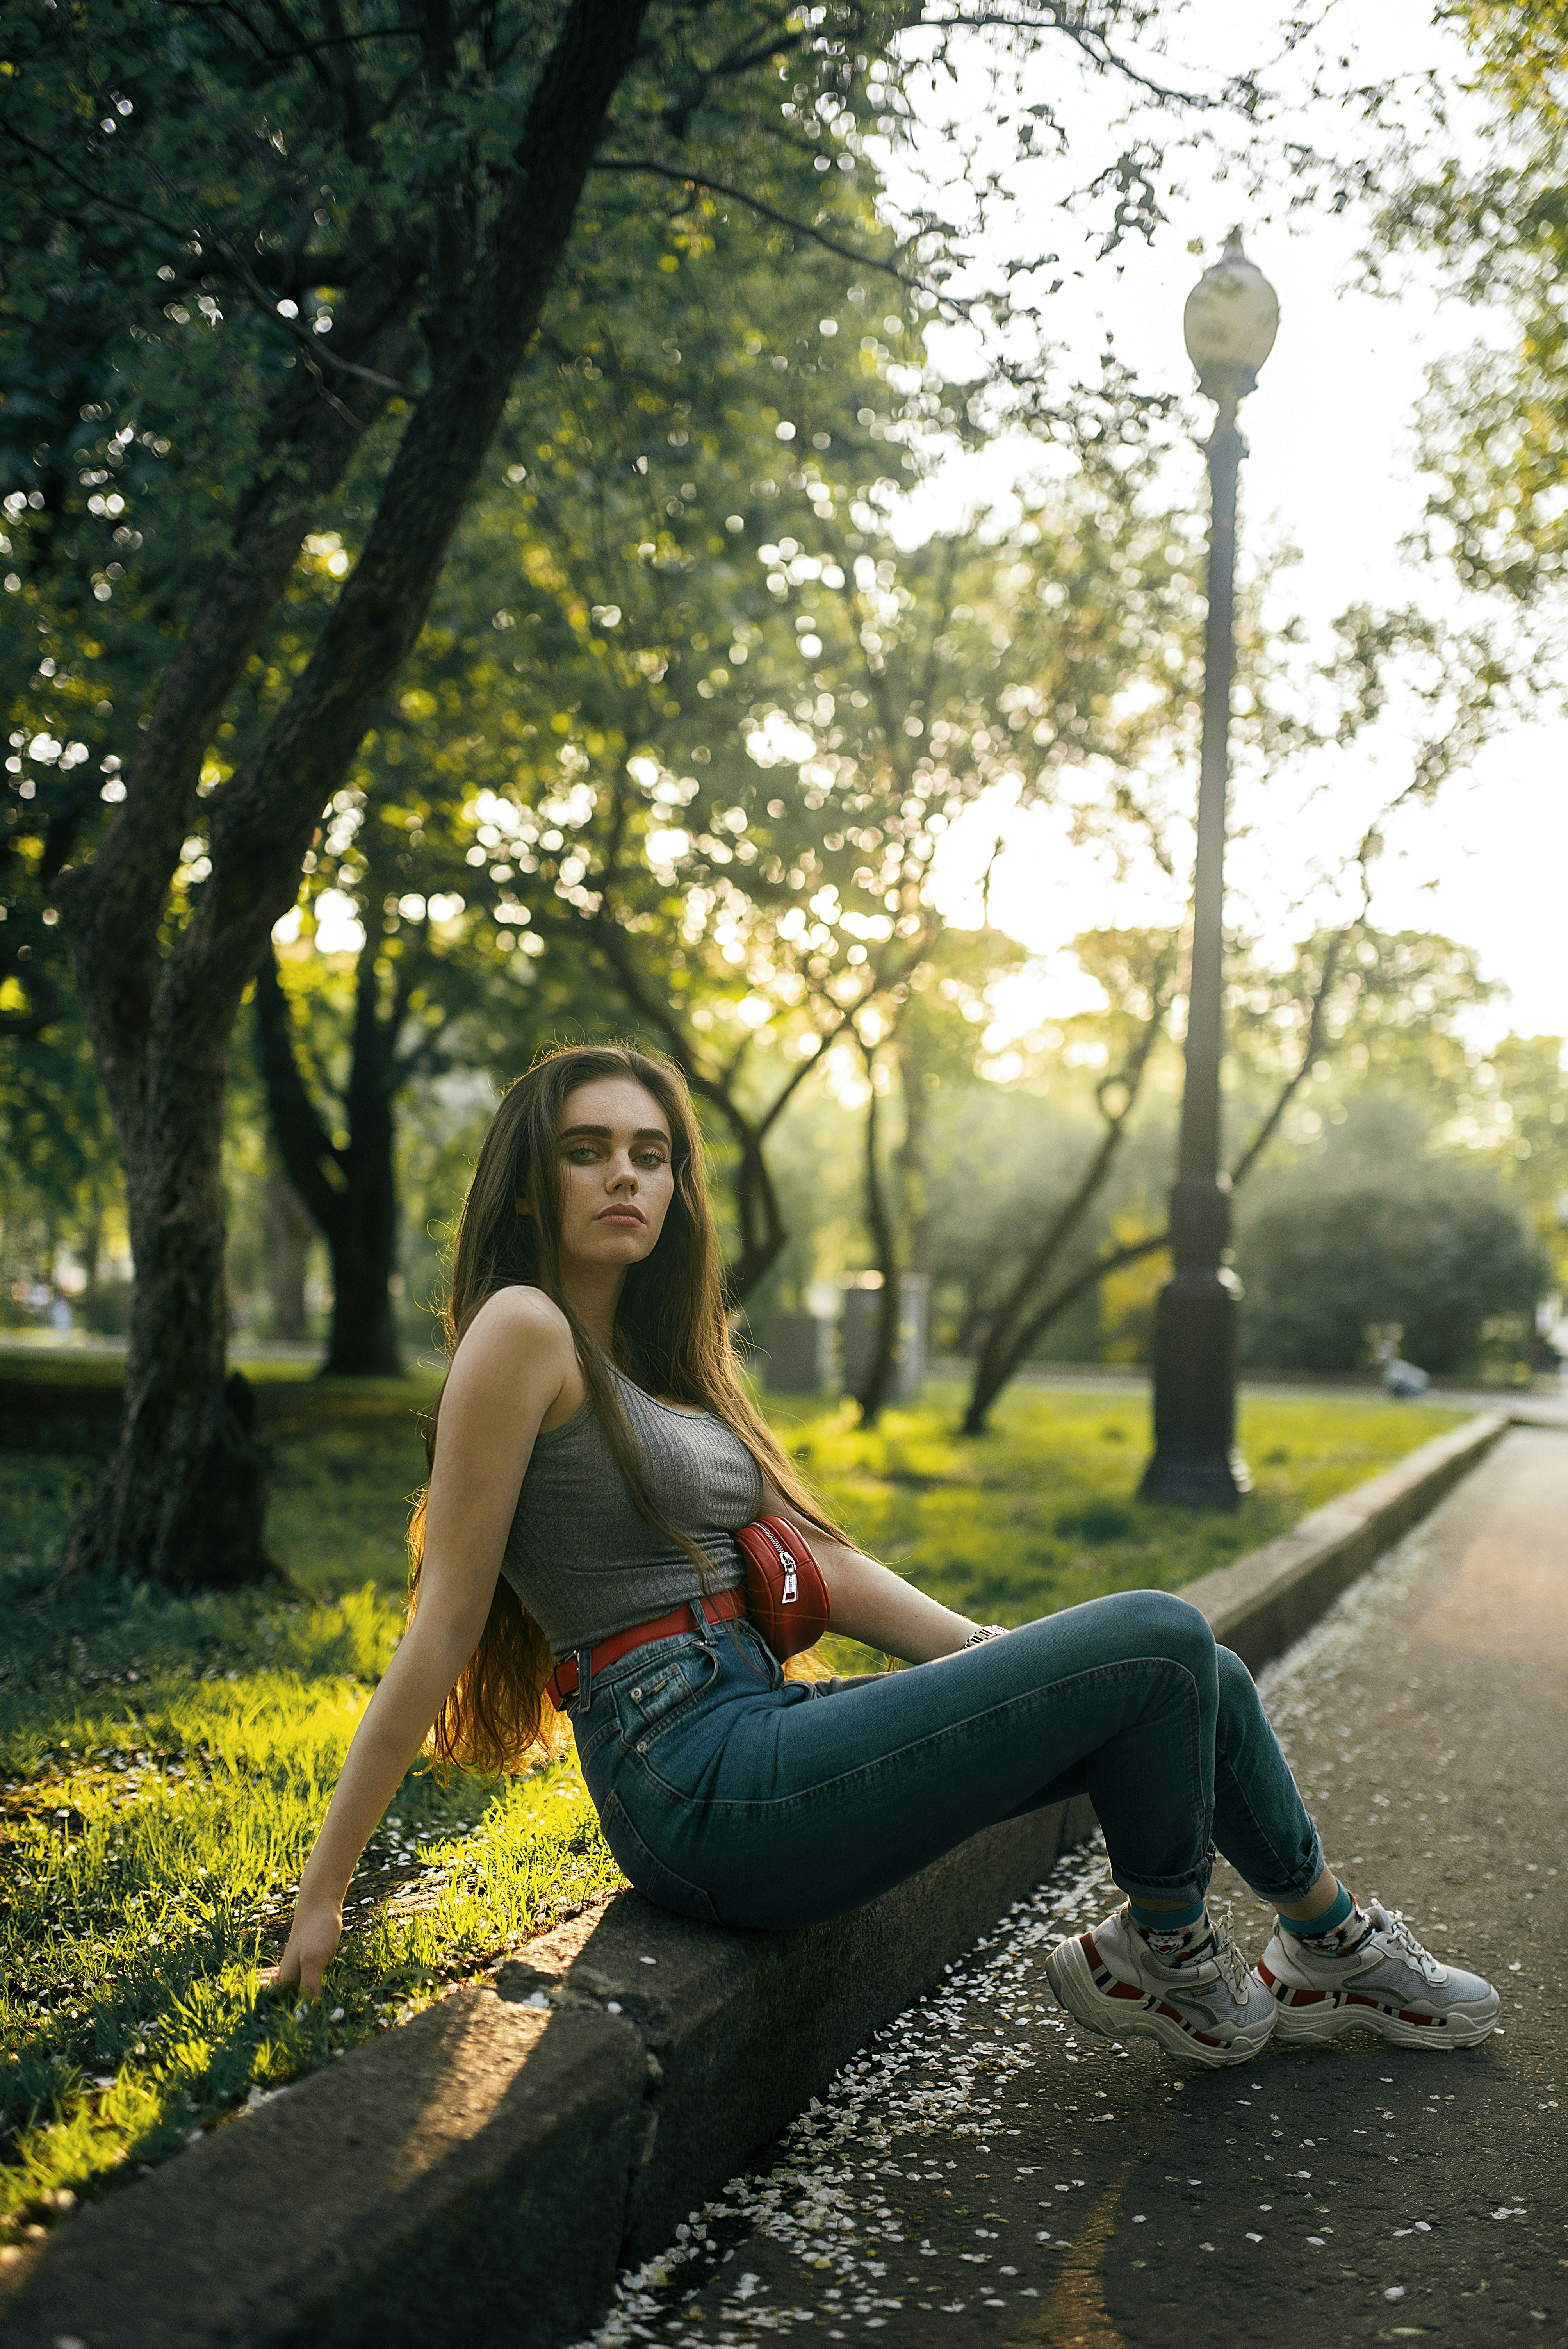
[734,1513,832,1659]
[545,1515,831,1711]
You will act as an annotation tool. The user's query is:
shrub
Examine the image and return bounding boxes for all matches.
[1237,1157,1546,1374]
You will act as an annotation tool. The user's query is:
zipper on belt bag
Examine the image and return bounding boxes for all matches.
[756,1520,798,1603]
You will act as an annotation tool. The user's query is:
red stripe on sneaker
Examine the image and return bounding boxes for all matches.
[1397,2009,1436,2026]
[1257,1961,1278,1989]
[1082,1934,1102,1971]
[1285,1989,1328,2007]
[1107,1982,1144,2000]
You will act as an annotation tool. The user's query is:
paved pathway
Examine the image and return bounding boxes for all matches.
[581,1426,1568,2349]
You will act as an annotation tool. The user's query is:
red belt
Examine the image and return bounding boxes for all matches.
[546,1588,747,1711]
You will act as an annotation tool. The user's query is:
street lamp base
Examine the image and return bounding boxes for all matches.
[1139,1265,1251,1511]
[1139,1440,1253,1509]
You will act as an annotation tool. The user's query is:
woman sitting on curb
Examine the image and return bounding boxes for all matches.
[269,1045,1498,2069]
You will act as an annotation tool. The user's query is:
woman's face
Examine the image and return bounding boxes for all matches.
[551,1076,677,1274]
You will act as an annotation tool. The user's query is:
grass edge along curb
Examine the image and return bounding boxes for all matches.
[1,1410,1507,2349]
[0,1794,1098,2349]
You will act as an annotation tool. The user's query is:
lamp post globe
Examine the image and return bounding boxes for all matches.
[1139,233,1278,1510]
[1183,236,1279,412]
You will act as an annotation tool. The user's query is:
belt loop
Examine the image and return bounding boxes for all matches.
[692,1596,717,1646]
[576,1643,593,1712]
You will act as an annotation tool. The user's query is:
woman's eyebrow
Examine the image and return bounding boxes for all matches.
[558,1123,671,1145]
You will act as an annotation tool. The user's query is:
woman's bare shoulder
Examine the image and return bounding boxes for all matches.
[455,1285,574,1370]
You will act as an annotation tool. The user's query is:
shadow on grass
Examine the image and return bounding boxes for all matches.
[0,1473,621,2244]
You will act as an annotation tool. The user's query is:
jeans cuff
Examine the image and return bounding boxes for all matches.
[1108,1845,1215,1909]
[1245,1827,1326,1907]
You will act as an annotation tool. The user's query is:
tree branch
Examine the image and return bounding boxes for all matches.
[987,1226,1171,1388]
[74,0,652,1162]
[253,948,343,1236]
[591,159,913,288]
[918,9,1219,109]
[963,922,1365,1428]
[1228,926,1351,1192]
[963,940,1176,1428]
[0,121,189,246]
[56,251,422,1158]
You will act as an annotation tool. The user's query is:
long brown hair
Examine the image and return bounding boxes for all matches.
[408,1042,846,1776]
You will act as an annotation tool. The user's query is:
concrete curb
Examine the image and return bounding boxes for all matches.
[2,1412,1506,2349]
[1,1798,1097,2349]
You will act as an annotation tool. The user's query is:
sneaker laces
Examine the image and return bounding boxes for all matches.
[1206,1911,1251,2000]
[1376,1907,1445,1985]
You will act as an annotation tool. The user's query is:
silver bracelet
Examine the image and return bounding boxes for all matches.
[964,1624,1008,1648]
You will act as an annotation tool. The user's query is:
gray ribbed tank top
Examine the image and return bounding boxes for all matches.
[499,1362,764,1660]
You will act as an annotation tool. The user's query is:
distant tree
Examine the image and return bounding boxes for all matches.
[960,926,1180,1433]
[1484,1032,1568,1289]
[846,926,1030,1424]
[1236,1100,1548,1374]
[952,919,1502,1429]
[1370,3,1568,683]
[361,198,929,1304]
[0,1011,120,1318]
[381,354,1204,1306]
[251,747,618,1375]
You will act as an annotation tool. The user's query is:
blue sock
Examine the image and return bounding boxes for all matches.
[1129,1898,1206,1933]
[1281,1885,1354,1938]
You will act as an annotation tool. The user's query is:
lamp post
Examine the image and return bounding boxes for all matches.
[1140,233,1279,1509]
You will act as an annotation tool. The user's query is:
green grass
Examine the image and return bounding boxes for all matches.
[0,1383,1465,2245]
[789,1385,1469,1663]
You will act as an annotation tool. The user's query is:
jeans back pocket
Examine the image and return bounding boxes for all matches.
[616,1647,716,1748]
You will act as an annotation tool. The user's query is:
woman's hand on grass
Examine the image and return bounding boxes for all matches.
[261,1895,343,2001]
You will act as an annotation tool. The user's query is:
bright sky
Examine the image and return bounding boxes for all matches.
[887,0,1566,1046]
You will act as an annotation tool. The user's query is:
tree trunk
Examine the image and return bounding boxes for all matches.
[896,1050,934,1281]
[324,943,402,1374]
[57,0,652,1581]
[724,1126,791,1310]
[64,1015,276,1584]
[322,1209,402,1376]
[78,1213,102,1318]
[961,965,1174,1437]
[254,945,404,1377]
[960,1116,1137,1436]
[968,1229,1173,1435]
[958,930,1356,1434]
[266,1167,315,1342]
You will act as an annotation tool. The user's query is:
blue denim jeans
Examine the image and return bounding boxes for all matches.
[570,1588,1323,1932]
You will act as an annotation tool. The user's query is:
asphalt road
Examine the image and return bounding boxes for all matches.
[581,1425,1568,2349]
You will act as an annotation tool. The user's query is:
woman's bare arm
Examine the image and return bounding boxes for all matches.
[758,1480,983,1663]
[264,1290,575,1997]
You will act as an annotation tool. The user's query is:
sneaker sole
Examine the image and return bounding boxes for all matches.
[1262,1976,1499,2051]
[1044,1933,1274,2071]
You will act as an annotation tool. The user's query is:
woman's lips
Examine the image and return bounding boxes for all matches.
[596,1208,645,1225]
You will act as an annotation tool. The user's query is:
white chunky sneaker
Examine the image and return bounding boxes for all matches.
[1255,1901,1500,2050]
[1044,1903,1276,2069]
